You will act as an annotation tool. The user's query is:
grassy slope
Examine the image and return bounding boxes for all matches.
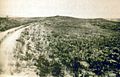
[0,17,44,31]
[13,16,120,76]
[0,18,21,31]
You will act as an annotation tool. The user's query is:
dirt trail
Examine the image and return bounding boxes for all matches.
[0,26,24,43]
[0,26,28,77]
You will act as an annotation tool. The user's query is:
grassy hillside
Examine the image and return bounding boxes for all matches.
[11,16,120,76]
[0,17,44,31]
[0,17,21,31]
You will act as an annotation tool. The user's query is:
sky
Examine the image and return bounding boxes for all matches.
[0,0,120,18]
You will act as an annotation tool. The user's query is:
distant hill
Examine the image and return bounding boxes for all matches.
[106,18,120,22]
[1,16,120,32]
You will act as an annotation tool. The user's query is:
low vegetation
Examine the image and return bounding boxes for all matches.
[0,17,44,31]
[12,16,120,76]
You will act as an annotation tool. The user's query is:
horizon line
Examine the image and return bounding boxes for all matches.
[0,15,120,19]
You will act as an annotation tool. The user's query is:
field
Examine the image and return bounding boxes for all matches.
[0,16,120,77]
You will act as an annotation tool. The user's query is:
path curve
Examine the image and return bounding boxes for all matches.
[0,26,29,77]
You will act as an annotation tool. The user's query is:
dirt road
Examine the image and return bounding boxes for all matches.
[0,26,28,77]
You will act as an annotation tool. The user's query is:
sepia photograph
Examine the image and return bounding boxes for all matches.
[0,0,120,77]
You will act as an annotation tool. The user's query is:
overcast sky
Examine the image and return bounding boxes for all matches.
[0,0,120,18]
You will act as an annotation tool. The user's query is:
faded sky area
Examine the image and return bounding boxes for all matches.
[0,0,120,18]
